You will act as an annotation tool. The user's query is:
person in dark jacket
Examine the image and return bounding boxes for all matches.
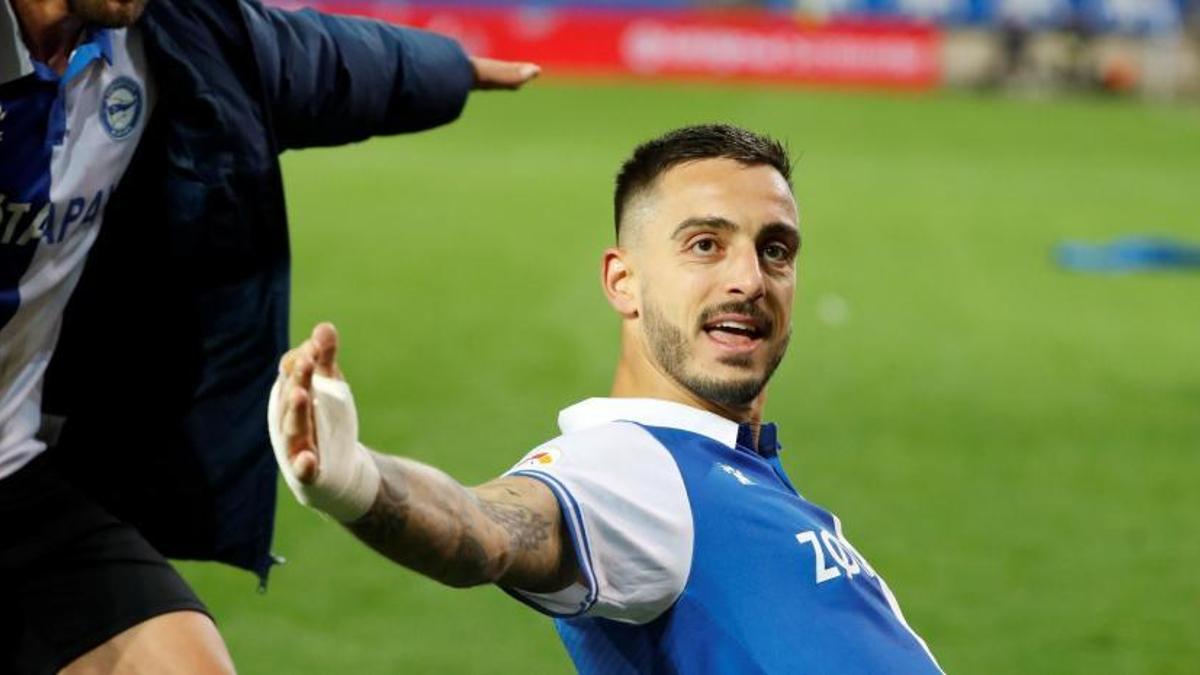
[0,0,537,671]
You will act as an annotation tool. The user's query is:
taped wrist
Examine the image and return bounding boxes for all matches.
[268,373,381,523]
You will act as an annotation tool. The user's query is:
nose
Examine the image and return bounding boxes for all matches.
[725,242,766,301]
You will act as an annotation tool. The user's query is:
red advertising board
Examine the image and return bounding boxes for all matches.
[274,3,941,89]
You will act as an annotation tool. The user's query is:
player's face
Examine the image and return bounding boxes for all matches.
[632,158,799,409]
[68,0,149,27]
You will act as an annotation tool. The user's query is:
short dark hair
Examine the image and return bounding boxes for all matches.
[613,124,792,240]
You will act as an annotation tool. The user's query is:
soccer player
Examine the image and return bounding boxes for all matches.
[0,0,536,671]
[272,125,944,673]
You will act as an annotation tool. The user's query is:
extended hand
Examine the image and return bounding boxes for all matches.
[470,56,540,90]
[278,322,341,482]
[269,323,380,522]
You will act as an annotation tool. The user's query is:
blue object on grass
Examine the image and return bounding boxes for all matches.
[1055,237,1200,272]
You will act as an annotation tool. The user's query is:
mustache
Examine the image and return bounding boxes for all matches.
[697,301,775,337]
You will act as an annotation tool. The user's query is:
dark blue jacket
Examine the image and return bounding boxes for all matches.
[42,0,474,584]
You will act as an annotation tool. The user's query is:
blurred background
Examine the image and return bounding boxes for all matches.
[180,0,1198,672]
[270,0,1200,98]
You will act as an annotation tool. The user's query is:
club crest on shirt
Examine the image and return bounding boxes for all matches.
[100,77,143,140]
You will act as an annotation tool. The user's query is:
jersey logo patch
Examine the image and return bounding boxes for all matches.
[100,77,143,140]
[517,446,561,469]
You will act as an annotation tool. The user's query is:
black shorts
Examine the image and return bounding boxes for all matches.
[0,454,209,675]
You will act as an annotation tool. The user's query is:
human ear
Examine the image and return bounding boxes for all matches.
[601,247,638,318]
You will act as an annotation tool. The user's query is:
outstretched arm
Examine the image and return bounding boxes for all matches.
[242,0,539,150]
[350,459,572,590]
[274,324,577,592]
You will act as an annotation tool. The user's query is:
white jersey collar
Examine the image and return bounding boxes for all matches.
[558,397,742,449]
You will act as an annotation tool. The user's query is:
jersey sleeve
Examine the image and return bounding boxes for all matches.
[502,422,694,625]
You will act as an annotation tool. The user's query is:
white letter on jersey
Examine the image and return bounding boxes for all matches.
[821,528,862,579]
[16,204,50,246]
[797,525,881,585]
[795,530,842,584]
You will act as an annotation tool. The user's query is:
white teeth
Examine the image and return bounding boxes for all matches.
[715,321,753,331]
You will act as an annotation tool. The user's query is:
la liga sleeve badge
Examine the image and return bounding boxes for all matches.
[515,446,562,470]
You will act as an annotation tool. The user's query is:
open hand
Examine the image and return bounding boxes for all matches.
[279,322,343,484]
[270,323,379,522]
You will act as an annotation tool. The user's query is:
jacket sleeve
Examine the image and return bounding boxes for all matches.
[239,0,475,150]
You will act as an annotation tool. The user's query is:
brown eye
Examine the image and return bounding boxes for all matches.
[691,238,718,255]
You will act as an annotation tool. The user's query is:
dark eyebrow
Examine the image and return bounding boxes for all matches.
[759,222,802,249]
[671,216,737,239]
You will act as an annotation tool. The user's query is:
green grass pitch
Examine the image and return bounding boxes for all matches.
[178,80,1200,674]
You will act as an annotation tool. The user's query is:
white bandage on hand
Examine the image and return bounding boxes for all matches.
[267,372,381,523]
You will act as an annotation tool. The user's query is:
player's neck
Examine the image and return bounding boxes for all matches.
[9,0,82,74]
[610,346,766,429]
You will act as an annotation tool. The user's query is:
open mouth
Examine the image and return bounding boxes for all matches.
[701,313,771,350]
[704,319,764,340]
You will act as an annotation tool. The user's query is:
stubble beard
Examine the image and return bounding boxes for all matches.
[642,299,790,409]
[68,0,149,28]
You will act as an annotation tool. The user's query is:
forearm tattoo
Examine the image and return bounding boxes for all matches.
[344,454,558,589]
[478,499,552,552]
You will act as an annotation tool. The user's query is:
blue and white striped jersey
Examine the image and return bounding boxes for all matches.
[505,397,943,674]
[0,3,154,478]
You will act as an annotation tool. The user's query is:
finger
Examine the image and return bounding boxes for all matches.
[283,385,320,485]
[284,359,318,461]
[301,335,320,366]
[293,354,314,393]
[280,350,312,411]
[279,346,300,376]
[514,62,541,85]
[310,322,343,380]
[470,57,541,90]
[283,381,315,459]
[292,449,319,484]
[282,336,317,376]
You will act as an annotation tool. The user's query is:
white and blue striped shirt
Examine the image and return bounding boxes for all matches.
[505,397,944,674]
[0,0,154,478]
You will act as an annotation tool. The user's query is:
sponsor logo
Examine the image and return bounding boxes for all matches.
[0,189,109,246]
[100,77,142,140]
